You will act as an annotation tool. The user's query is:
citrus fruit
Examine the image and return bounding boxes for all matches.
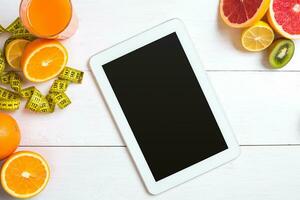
[0,113,20,161]
[5,39,30,69]
[21,39,68,82]
[269,39,295,69]
[1,151,50,199]
[268,0,300,39]
[220,0,270,28]
[241,21,275,52]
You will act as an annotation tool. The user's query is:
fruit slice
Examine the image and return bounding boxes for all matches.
[21,39,68,82]
[1,151,50,199]
[5,39,30,69]
[269,39,295,69]
[220,0,270,28]
[268,0,300,39]
[241,21,275,52]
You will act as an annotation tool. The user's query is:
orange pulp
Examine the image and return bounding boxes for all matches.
[27,0,72,37]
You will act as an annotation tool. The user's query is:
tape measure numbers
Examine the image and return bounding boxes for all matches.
[0,18,84,113]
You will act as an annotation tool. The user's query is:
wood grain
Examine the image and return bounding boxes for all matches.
[0,0,300,199]
[3,71,298,146]
[1,0,299,71]
[1,146,299,200]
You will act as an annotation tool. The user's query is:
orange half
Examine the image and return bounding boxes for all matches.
[1,151,50,199]
[21,39,68,82]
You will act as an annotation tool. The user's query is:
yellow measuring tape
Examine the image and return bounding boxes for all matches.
[0,99,20,111]
[0,25,5,33]
[5,17,29,34]
[0,18,84,113]
[0,52,4,75]
[0,86,19,100]
[50,79,69,93]
[59,67,84,84]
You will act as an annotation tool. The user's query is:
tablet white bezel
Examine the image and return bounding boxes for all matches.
[89,19,240,195]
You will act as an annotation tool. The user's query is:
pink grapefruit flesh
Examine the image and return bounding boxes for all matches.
[220,0,270,28]
[268,0,300,38]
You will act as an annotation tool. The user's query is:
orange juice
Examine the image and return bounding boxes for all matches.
[20,0,77,39]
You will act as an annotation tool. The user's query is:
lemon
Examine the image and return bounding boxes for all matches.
[5,39,30,69]
[241,21,275,52]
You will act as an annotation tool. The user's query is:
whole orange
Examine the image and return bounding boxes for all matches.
[0,113,20,160]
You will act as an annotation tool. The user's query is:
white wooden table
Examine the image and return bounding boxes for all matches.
[1,0,300,199]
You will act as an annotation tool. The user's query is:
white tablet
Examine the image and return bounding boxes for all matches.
[89,19,240,195]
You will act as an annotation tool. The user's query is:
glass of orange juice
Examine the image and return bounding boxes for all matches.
[19,0,78,39]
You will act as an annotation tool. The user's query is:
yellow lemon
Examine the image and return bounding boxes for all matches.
[5,39,30,69]
[241,21,275,52]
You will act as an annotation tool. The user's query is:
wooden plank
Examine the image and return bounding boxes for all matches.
[5,71,299,146]
[1,0,299,71]
[8,72,123,146]
[209,71,300,145]
[0,146,299,200]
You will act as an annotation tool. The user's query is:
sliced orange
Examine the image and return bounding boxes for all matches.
[5,39,30,69]
[1,151,50,199]
[21,39,68,82]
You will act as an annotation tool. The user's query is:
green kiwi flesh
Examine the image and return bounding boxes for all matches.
[269,39,295,69]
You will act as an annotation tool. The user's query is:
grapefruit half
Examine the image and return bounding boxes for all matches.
[268,0,300,39]
[220,0,270,28]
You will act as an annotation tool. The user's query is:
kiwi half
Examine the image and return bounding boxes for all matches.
[269,39,295,69]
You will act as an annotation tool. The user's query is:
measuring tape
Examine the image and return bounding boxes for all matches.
[0,52,5,75]
[0,18,84,113]
[0,25,5,33]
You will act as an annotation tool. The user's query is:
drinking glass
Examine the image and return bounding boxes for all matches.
[19,0,78,39]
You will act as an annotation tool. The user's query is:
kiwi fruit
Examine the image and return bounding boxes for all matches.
[269,39,295,69]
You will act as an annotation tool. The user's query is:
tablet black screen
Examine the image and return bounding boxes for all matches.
[103,32,228,181]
